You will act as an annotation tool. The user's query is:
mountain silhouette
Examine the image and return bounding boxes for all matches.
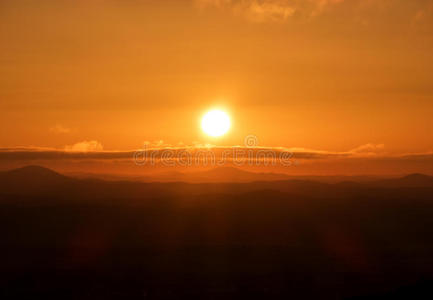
[1,166,433,299]
[1,165,66,179]
[180,166,291,182]
[369,173,433,188]
[1,166,432,201]
[0,165,73,195]
[66,167,390,184]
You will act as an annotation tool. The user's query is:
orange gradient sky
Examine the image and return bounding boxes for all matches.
[1,0,432,174]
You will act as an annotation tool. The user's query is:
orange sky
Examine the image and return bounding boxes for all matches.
[1,0,432,175]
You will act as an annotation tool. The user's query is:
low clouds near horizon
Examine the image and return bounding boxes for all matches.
[0,142,431,175]
[0,142,430,163]
[64,141,104,152]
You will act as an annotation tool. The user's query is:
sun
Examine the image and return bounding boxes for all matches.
[201,109,231,137]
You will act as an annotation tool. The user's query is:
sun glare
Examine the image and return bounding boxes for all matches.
[201,109,231,137]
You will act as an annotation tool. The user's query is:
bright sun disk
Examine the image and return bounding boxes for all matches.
[201,109,231,137]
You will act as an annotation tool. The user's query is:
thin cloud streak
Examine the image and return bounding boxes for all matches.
[195,0,433,23]
[65,141,104,152]
[0,144,430,162]
[196,0,347,22]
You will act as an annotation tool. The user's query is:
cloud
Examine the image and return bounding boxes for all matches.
[245,1,296,22]
[142,140,173,149]
[196,0,433,24]
[309,0,345,17]
[349,143,385,155]
[65,141,103,152]
[1,145,431,176]
[50,124,71,134]
[0,144,432,175]
[196,0,346,22]
[0,143,426,162]
[0,147,133,160]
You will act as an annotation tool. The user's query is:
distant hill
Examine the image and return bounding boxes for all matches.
[0,166,432,202]
[67,167,388,184]
[0,165,65,179]
[0,165,74,195]
[0,166,323,200]
[176,167,292,183]
[368,173,433,188]
[1,167,433,299]
[65,167,294,183]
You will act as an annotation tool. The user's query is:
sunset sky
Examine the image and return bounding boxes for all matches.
[1,0,432,174]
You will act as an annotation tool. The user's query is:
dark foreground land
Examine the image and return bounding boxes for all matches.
[1,166,433,299]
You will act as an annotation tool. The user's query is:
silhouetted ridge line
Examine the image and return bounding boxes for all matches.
[4,165,65,177]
